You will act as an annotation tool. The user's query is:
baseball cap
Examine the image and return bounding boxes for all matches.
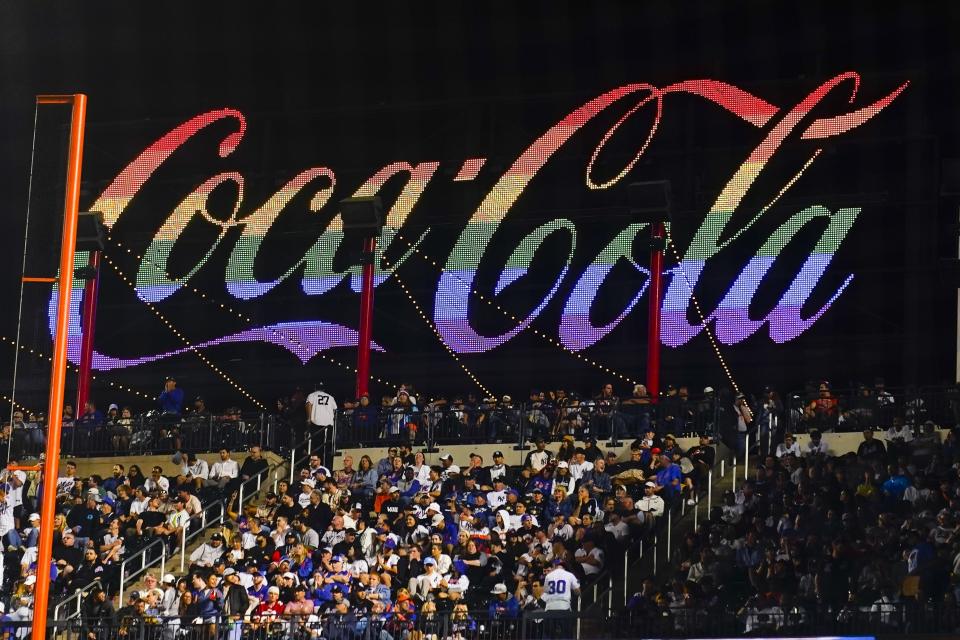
[28,513,40,522]
[491,583,507,594]
[447,465,461,474]
[423,557,437,566]
[25,575,37,585]
[223,568,236,577]
[431,513,445,526]
[301,478,316,489]
[427,502,441,513]
[556,461,568,468]
[493,450,504,458]
[282,572,296,580]
[388,486,400,494]
[644,481,656,488]
[162,574,176,584]
[331,555,345,563]
[384,539,397,549]
[440,454,453,462]
[268,586,280,594]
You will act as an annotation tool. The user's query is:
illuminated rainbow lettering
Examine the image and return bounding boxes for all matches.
[49,73,908,369]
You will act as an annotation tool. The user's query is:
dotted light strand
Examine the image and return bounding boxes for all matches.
[664,226,742,398]
[392,231,638,386]
[0,393,33,414]
[0,335,153,402]
[390,270,495,399]
[102,253,267,410]
[105,235,403,391]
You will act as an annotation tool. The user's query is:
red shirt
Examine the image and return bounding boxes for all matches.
[255,601,285,618]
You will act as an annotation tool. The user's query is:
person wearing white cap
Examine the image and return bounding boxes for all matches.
[160,573,179,617]
[409,556,443,600]
[297,478,316,509]
[24,513,41,549]
[635,481,665,524]
[487,582,520,621]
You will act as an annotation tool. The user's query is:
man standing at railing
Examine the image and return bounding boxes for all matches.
[158,377,184,415]
[306,384,337,442]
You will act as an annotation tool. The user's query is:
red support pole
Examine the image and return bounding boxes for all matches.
[646,222,665,403]
[355,235,377,399]
[33,93,86,640]
[76,250,100,411]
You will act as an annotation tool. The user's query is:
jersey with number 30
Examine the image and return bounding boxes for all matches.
[543,567,579,610]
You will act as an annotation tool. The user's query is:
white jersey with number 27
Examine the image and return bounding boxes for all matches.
[543,567,579,610]
[306,390,337,426]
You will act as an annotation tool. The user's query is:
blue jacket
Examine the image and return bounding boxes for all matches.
[488,595,520,619]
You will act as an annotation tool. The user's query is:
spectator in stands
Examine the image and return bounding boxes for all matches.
[207,449,239,490]
[158,377,184,415]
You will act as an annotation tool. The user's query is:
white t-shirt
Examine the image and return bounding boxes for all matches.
[543,567,580,610]
[6,472,25,508]
[569,460,593,482]
[575,546,604,576]
[306,391,337,426]
[0,502,14,536]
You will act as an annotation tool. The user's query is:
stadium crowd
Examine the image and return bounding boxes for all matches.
[0,376,958,637]
[623,423,960,635]
[61,427,705,639]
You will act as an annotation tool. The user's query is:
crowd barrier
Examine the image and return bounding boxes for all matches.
[39,600,960,639]
[9,386,957,460]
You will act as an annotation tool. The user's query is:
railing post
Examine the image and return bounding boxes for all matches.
[652,535,657,575]
[289,447,296,484]
[160,543,166,580]
[208,415,214,451]
[720,459,725,478]
[180,525,187,572]
[239,483,244,509]
[666,508,672,561]
[732,456,737,493]
[608,574,613,611]
[119,563,126,604]
[624,548,629,607]
[693,491,698,530]
[707,470,713,513]
[744,433,749,480]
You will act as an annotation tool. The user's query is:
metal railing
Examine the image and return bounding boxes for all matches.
[12,411,278,458]
[48,602,960,639]
[784,385,960,433]
[117,537,167,604]
[51,578,103,623]
[336,395,723,450]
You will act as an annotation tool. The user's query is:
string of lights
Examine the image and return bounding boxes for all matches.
[659,152,822,402]
[104,235,404,391]
[0,392,32,414]
[102,252,267,409]
[388,268,495,399]
[0,334,153,403]
[391,231,638,386]
[663,226,742,397]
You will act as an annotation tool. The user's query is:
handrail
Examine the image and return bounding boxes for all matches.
[115,433,325,600]
[51,577,102,622]
[118,537,166,604]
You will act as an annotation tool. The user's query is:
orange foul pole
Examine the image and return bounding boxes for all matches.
[32,93,86,640]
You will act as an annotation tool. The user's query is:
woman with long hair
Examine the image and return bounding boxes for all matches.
[351,455,378,501]
[126,464,146,489]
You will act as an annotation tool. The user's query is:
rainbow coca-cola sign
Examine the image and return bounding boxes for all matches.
[53,72,907,371]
